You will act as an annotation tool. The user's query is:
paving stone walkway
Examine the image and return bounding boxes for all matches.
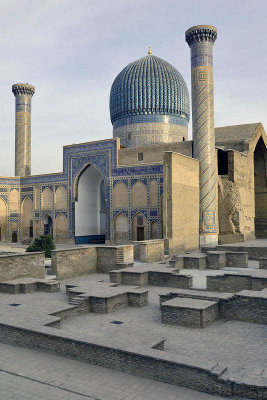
[0,342,242,400]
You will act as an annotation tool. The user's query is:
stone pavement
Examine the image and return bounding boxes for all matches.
[0,342,239,400]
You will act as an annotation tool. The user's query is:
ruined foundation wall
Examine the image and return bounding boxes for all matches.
[0,252,45,281]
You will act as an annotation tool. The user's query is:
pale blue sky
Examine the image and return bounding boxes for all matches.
[0,0,266,175]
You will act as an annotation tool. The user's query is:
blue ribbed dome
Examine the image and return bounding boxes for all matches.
[109,55,190,125]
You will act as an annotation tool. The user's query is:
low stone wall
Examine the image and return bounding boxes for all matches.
[207,273,267,293]
[148,271,192,289]
[207,274,252,292]
[131,240,165,263]
[161,298,219,328]
[220,290,267,324]
[51,247,97,280]
[97,245,134,273]
[51,245,134,279]
[202,245,267,260]
[0,321,264,399]
[0,252,45,281]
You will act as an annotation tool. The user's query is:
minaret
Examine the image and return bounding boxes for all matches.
[12,83,35,176]
[185,25,218,246]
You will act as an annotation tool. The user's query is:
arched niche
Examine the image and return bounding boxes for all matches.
[149,180,158,208]
[132,212,147,241]
[43,214,53,237]
[55,213,68,242]
[151,221,158,239]
[21,197,33,240]
[254,137,267,237]
[42,187,53,210]
[10,189,19,211]
[74,164,106,243]
[0,198,7,242]
[130,181,147,208]
[114,212,128,244]
[113,182,128,208]
[11,221,18,243]
[55,186,67,210]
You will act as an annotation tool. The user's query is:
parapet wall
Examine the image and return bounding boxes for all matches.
[51,247,98,279]
[0,252,45,281]
[51,245,134,279]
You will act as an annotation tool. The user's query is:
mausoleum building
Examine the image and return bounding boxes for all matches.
[0,25,266,252]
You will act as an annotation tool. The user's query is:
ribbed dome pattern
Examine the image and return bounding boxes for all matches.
[110,55,190,125]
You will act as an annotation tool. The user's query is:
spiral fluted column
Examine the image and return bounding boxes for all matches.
[12,83,35,176]
[185,25,218,246]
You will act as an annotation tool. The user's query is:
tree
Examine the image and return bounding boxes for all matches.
[26,235,55,258]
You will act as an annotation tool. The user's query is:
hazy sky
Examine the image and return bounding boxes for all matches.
[0,0,266,176]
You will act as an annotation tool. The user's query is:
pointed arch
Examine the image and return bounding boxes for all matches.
[55,186,67,210]
[11,221,18,242]
[73,162,103,202]
[150,221,158,239]
[113,182,128,208]
[0,197,7,242]
[254,136,267,237]
[114,212,128,244]
[21,197,33,240]
[75,164,105,243]
[132,212,147,241]
[42,214,53,237]
[41,187,53,210]
[55,213,68,242]
[10,189,19,211]
[130,181,147,208]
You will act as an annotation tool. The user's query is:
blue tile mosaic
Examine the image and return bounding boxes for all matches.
[110,55,190,125]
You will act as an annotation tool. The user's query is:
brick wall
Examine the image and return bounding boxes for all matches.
[0,252,45,281]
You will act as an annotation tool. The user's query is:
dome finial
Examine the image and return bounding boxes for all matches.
[148,45,152,56]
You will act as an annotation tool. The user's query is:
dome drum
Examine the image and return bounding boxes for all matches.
[110,54,190,147]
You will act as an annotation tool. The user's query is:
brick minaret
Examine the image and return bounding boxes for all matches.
[12,83,35,176]
[185,25,218,246]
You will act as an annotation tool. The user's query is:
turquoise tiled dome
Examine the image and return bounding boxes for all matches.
[110,55,190,126]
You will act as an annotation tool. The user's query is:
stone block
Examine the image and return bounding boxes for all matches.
[207,273,252,292]
[220,290,267,324]
[139,240,165,263]
[259,258,267,269]
[110,271,122,284]
[37,280,60,292]
[251,277,267,291]
[0,282,20,294]
[206,251,226,269]
[20,281,37,293]
[183,254,206,270]
[161,298,219,327]
[148,271,192,289]
[226,251,248,268]
[128,290,148,307]
[122,271,148,286]
[169,255,184,269]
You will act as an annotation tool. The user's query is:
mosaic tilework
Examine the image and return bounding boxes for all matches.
[12,84,35,177]
[186,26,217,234]
[110,55,190,124]
[113,114,188,129]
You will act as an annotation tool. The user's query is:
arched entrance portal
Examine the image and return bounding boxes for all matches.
[254,137,267,237]
[44,215,53,237]
[75,165,106,244]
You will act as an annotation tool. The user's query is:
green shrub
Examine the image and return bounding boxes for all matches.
[26,235,55,258]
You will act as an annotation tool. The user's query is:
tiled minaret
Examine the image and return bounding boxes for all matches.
[12,83,35,176]
[185,25,218,246]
